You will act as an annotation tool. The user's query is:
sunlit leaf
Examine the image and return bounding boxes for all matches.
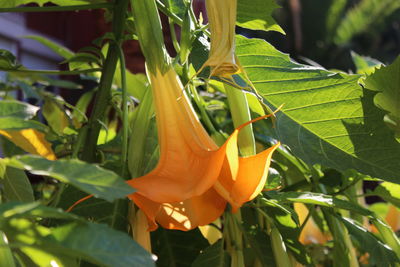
[236,35,400,184]
[373,182,400,208]
[0,129,56,160]
[351,51,382,76]
[7,155,134,202]
[266,191,372,216]
[365,56,400,140]
[237,0,284,34]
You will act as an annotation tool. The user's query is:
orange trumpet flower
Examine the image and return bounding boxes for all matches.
[127,66,279,231]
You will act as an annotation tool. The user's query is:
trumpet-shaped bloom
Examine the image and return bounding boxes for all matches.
[127,66,279,231]
[202,0,239,77]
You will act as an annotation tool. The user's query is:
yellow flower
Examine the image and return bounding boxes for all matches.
[127,66,279,231]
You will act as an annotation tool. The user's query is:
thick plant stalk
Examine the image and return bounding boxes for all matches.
[225,84,256,156]
[81,0,129,162]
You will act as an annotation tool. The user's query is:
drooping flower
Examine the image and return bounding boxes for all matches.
[127,66,279,231]
[128,0,279,231]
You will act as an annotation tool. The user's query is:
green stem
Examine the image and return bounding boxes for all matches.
[156,0,183,26]
[81,0,129,162]
[0,68,101,75]
[164,0,180,53]
[0,3,112,13]
[117,45,129,178]
[225,84,256,156]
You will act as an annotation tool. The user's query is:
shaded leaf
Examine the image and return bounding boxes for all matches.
[42,96,69,135]
[364,56,400,140]
[7,155,134,202]
[0,100,38,119]
[1,167,34,202]
[236,35,400,184]
[237,0,284,34]
[151,228,208,267]
[338,215,399,267]
[0,49,21,70]
[0,118,47,131]
[192,240,229,267]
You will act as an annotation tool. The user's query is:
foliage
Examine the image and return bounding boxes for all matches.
[0,0,399,266]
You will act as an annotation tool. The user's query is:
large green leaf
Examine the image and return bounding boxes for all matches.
[7,155,134,202]
[364,56,400,140]
[0,202,154,267]
[0,0,106,8]
[236,35,400,184]
[51,222,155,267]
[237,0,284,34]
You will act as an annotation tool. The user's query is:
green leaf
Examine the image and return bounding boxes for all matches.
[266,191,372,216]
[338,216,399,267]
[0,118,47,131]
[0,203,154,267]
[365,56,400,140]
[42,96,69,135]
[23,35,74,60]
[0,0,106,8]
[58,185,129,232]
[351,51,382,76]
[0,100,38,119]
[236,35,400,184]
[0,49,21,70]
[50,222,155,267]
[192,240,229,267]
[128,88,156,178]
[0,231,16,267]
[372,182,400,208]
[1,167,34,202]
[151,228,208,267]
[7,155,134,202]
[236,0,284,34]
[334,0,400,44]
[241,208,275,267]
